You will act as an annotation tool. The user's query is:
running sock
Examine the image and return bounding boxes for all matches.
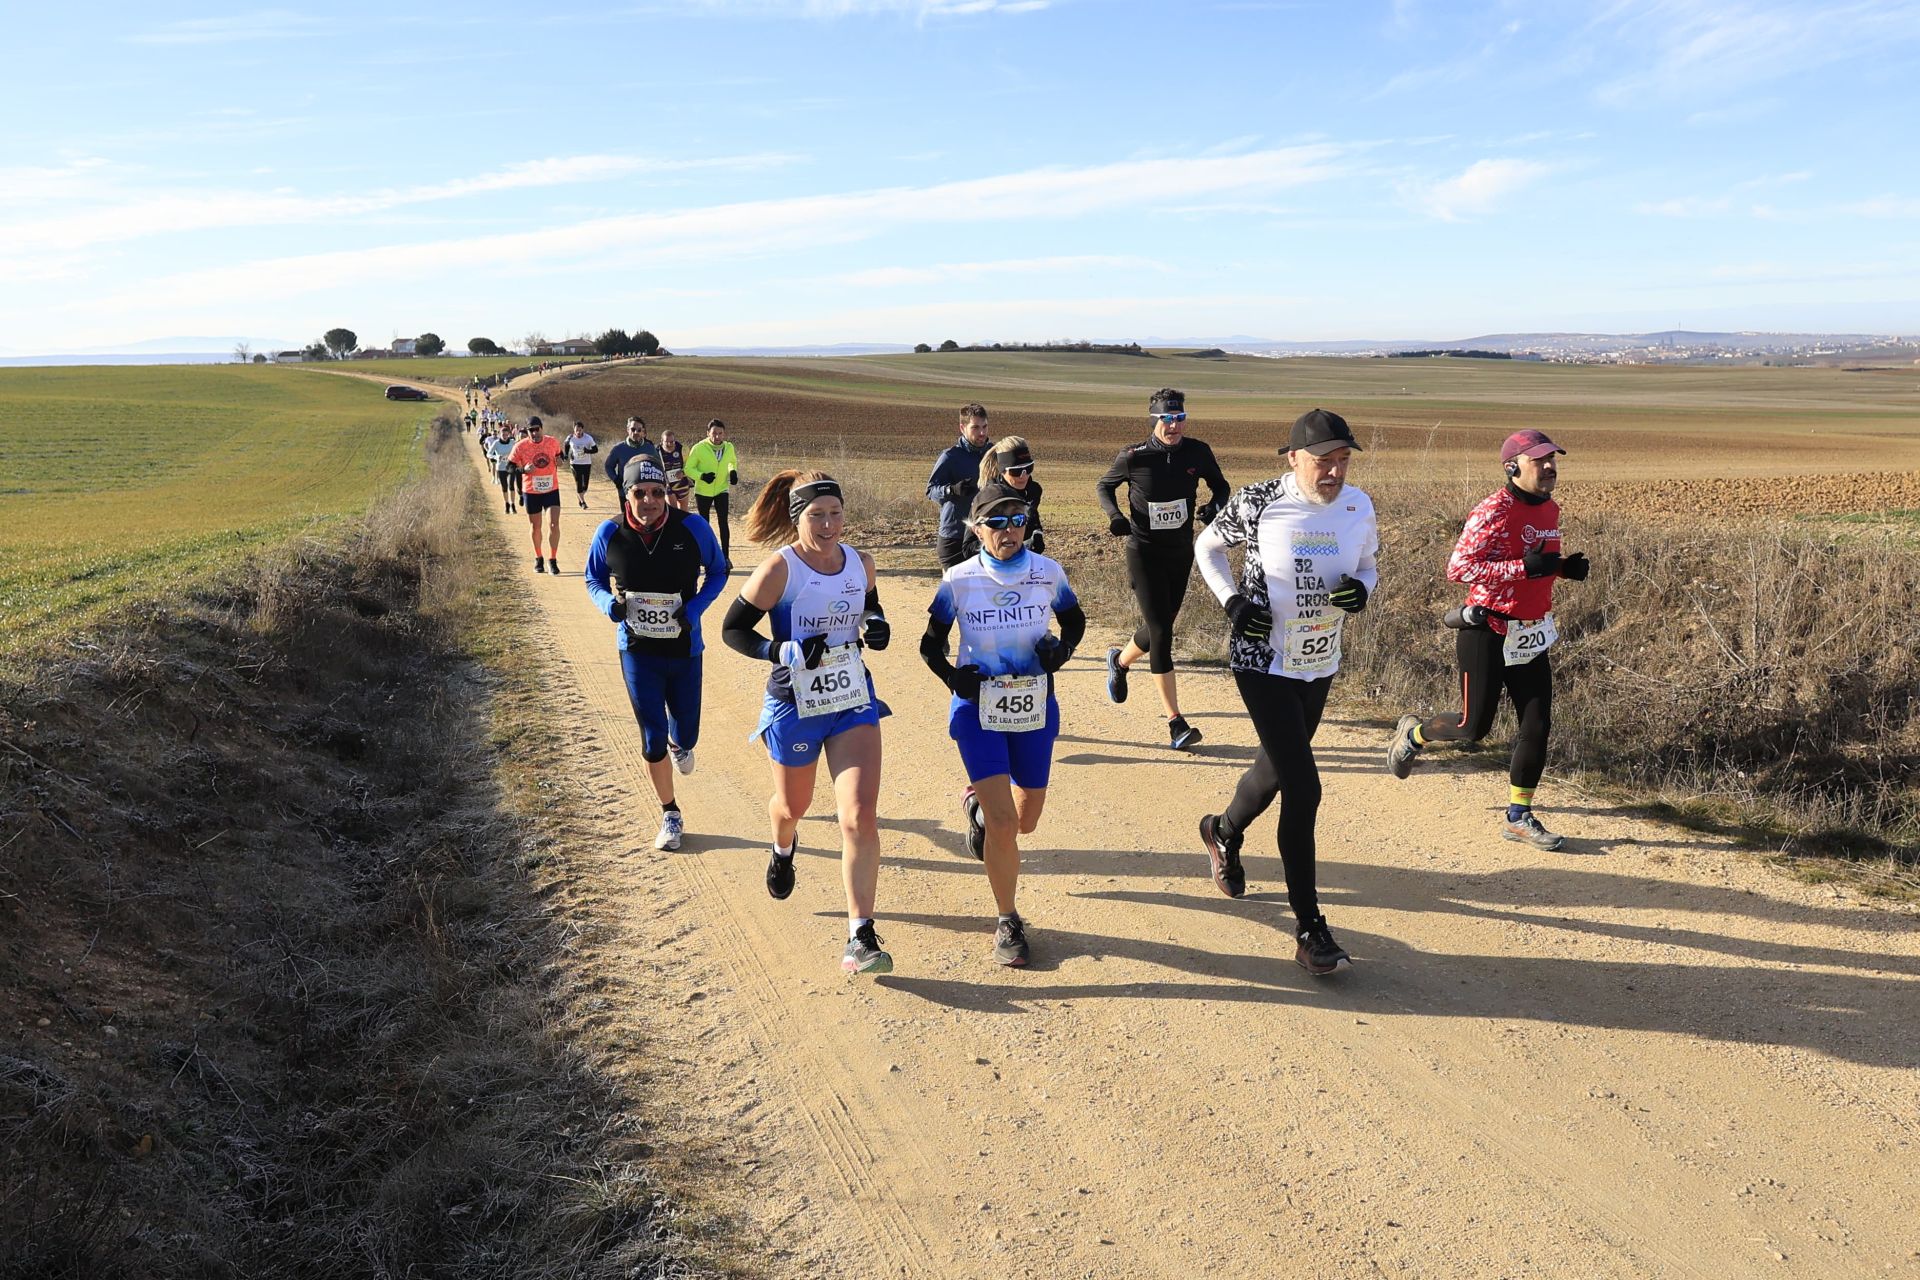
[848,917,872,939]
[997,912,1019,926]
[662,801,680,813]
[773,843,793,859]
[1411,723,1428,747]
[1508,785,1536,824]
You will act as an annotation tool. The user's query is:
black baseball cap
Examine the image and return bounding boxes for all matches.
[1284,408,1362,456]
[970,481,1030,520]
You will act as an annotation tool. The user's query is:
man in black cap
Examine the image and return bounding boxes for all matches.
[1192,408,1377,975]
[1093,387,1230,751]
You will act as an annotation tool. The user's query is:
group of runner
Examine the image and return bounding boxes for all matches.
[570,386,1588,979]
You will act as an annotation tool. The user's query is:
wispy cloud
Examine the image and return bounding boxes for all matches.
[833,255,1170,287]
[1592,0,1920,104]
[126,10,321,44]
[1400,158,1552,221]
[0,153,799,263]
[90,145,1350,309]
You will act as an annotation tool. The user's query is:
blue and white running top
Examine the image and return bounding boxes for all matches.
[928,547,1078,680]
[768,543,867,651]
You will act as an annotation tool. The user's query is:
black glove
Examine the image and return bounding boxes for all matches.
[799,633,829,670]
[950,478,977,504]
[728,469,739,486]
[1225,594,1274,642]
[1196,500,1221,525]
[1034,635,1071,674]
[946,664,984,701]
[1328,575,1368,613]
[1109,514,1132,537]
[1026,530,1046,555]
[700,471,717,483]
[1522,548,1563,579]
[862,613,891,651]
[1559,552,1590,582]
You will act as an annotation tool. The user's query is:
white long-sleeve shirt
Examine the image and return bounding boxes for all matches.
[1195,473,1379,680]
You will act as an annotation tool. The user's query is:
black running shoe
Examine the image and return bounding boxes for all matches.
[1295,915,1352,976]
[766,848,795,900]
[992,915,1030,967]
[533,555,546,573]
[1169,716,1203,752]
[1105,647,1128,704]
[962,787,985,861]
[546,557,559,574]
[1198,814,1246,898]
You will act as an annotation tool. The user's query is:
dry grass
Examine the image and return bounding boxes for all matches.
[0,418,726,1278]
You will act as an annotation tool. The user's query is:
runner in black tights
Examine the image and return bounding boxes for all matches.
[1193,410,1377,976]
[1093,387,1229,751]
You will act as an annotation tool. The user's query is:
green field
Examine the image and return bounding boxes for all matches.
[0,365,441,647]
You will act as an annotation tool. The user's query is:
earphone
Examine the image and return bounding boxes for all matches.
[1505,461,1520,478]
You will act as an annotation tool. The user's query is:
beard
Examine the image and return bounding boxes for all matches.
[1299,478,1342,507]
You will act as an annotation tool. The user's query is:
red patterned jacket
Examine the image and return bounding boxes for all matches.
[1445,485,1561,634]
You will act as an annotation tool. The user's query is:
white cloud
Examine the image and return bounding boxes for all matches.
[126,10,321,44]
[833,255,1171,287]
[1401,158,1552,221]
[89,144,1350,310]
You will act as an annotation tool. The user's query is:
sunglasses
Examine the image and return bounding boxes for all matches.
[978,511,1029,530]
[1152,412,1188,424]
[1002,464,1033,476]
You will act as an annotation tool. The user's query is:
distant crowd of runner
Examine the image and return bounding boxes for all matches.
[467,386,1588,977]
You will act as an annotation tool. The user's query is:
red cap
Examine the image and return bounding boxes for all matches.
[1500,429,1565,464]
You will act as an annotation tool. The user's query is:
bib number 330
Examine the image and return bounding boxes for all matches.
[790,643,870,718]
[979,675,1046,732]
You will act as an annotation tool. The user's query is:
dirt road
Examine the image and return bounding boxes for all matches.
[404,371,1920,1278]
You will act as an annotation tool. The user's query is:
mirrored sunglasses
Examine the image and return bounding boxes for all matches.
[1002,464,1034,476]
[978,512,1029,530]
[1152,411,1188,423]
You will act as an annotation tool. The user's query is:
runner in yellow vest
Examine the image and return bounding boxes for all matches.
[686,419,740,560]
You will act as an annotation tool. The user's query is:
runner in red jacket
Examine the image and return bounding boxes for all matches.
[1385,429,1591,851]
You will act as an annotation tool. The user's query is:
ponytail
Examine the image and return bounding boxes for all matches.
[979,435,1030,489]
[746,468,834,545]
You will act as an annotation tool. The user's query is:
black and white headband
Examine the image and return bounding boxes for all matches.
[789,480,842,522]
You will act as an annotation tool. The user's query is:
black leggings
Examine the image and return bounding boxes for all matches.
[1125,539,1193,675]
[696,491,731,558]
[572,463,592,495]
[1219,671,1332,925]
[496,470,515,498]
[1418,625,1553,789]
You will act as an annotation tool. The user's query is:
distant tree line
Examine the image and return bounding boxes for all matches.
[242,328,664,361]
[1388,349,1512,360]
[915,339,1150,356]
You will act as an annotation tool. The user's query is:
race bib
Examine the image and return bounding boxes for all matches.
[1503,613,1558,666]
[1148,498,1189,530]
[978,675,1047,732]
[1283,616,1343,676]
[789,643,870,718]
[624,591,682,641]
[526,473,556,493]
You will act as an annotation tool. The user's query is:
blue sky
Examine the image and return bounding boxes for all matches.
[5,0,1918,354]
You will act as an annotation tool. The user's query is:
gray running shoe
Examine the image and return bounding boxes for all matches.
[963,787,985,861]
[1387,714,1422,779]
[992,915,1030,967]
[670,744,695,776]
[654,810,683,851]
[1503,811,1567,852]
[843,922,893,976]
[1295,915,1352,976]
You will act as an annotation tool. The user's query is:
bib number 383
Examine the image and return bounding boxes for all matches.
[625,591,682,641]
[1503,612,1558,666]
[978,675,1047,732]
[790,643,870,718]
[1283,616,1343,677]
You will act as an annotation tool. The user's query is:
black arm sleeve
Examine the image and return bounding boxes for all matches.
[1093,448,1130,522]
[919,616,957,684]
[722,596,774,661]
[1054,603,1087,655]
[864,586,883,617]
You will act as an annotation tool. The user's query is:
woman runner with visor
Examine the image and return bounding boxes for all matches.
[921,482,1084,966]
[722,471,897,976]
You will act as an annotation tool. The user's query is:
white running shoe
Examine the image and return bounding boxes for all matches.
[654,810,684,851]
[669,744,695,776]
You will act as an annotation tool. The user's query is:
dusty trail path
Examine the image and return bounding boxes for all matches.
[364,368,1919,1277]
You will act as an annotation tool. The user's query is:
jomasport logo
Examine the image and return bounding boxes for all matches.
[992,589,1021,608]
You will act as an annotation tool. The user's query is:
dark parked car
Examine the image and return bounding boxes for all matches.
[384,384,430,401]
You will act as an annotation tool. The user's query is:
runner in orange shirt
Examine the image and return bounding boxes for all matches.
[508,415,567,573]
